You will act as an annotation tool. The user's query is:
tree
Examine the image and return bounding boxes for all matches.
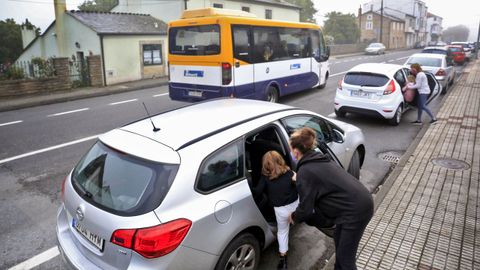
[78,0,118,12]
[285,0,317,23]
[0,19,23,64]
[442,25,470,43]
[323,12,360,44]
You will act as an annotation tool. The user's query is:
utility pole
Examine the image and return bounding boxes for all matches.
[379,0,384,43]
[477,19,480,59]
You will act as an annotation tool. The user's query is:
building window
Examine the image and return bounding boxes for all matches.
[213,3,223,8]
[366,21,373,30]
[367,14,373,20]
[143,44,162,65]
[265,9,272,19]
[241,6,250,12]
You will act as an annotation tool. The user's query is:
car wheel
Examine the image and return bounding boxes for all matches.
[334,109,346,118]
[215,233,260,270]
[347,150,361,179]
[266,86,279,103]
[449,75,454,86]
[388,106,402,126]
[441,83,448,95]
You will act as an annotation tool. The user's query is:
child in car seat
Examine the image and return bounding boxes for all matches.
[402,75,416,102]
[252,150,298,270]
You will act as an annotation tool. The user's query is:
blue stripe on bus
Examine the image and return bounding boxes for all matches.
[183,70,204,77]
[169,72,319,102]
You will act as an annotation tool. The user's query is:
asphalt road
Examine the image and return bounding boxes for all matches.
[0,49,463,269]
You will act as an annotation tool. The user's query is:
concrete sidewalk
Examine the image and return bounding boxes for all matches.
[352,60,480,269]
[0,76,168,112]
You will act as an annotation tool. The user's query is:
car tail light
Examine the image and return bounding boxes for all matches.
[222,62,232,85]
[436,69,446,76]
[61,176,67,202]
[383,79,396,95]
[337,77,343,90]
[111,219,192,258]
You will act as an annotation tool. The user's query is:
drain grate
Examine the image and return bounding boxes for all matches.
[431,157,470,170]
[378,151,403,164]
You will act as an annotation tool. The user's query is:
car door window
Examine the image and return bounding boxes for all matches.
[282,115,333,144]
[394,70,406,88]
[196,140,244,193]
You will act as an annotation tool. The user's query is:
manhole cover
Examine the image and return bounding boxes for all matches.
[378,151,403,164]
[431,157,470,170]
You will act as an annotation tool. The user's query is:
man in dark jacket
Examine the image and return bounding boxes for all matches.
[288,127,373,270]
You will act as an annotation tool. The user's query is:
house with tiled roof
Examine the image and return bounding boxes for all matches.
[17,1,168,85]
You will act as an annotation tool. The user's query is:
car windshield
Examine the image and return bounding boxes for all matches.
[368,43,381,47]
[71,142,178,216]
[406,57,442,67]
[344,72,390,87]
[169,24,220,55]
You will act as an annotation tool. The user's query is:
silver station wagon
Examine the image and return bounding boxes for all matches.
[56,99,366,270]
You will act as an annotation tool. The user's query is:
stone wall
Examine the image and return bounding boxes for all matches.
[87,55,103,87]
[330,43,368,55]
[0,57,70,99]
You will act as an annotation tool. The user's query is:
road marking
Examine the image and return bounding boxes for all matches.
[0,135,99,165]
[153,93,169,97]
[8,246,59,270]
[47,108,89,117]
[0,120,23,127]
[330,71,348,77]
[388,59,395,62]
[109,99,138,105]
[395,56,410,61]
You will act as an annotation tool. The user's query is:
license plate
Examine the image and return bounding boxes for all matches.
[351,90,371,98]
[188,91,202,97]
[72,219,105,251]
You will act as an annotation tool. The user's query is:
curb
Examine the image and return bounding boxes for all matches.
[0,80,169,112]
[320,59,475,270]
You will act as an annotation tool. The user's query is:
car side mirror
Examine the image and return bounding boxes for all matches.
[332,129,344,144]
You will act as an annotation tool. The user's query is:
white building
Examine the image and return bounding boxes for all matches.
[362,0,428,46]
[426,13,443,45]
[111,0,301,22]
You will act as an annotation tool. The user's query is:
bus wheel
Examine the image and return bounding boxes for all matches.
[318,73,328,89]
[266,86,279,103]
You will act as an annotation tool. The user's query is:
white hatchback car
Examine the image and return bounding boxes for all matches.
[334,63,441,125]
[57,99,366,270]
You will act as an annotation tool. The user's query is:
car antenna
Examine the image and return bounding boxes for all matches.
[142,102,160,132]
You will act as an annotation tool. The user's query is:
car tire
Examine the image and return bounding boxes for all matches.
[449,75,454,86]
[266,86,279,103]
[347,150,361,179]
[441,83,448,95]
[388,105,402,126]
[215,233,260,270]
[334,109,346,118]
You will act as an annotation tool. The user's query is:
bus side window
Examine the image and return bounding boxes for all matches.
[253,27,282,63]
[232,26,252,63]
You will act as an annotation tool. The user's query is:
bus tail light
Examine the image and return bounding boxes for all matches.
[383,79,396,95]
[222,62,232,85]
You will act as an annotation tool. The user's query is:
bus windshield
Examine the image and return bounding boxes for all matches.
[169,25,220,55]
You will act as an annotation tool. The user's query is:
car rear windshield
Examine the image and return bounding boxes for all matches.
[449,47,462,52]
[406,57,442,67]
[71,142,178,216]
[344,72,389,87]
[422,49,447,55]
[169,25,220,55]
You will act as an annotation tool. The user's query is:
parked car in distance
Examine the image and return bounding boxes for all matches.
[450,42,473,60]
[414,41,426,49]
[404,53,455,94]
[447,45,466,65]
[421,46,454,66]
[334,63,441,125]
[57,98,366,270]
[365,43,386,55]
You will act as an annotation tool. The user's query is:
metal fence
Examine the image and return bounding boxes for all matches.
[69,58,90,88]
[0,59,55,80]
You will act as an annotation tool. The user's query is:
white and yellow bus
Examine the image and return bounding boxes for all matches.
[168,8,330,102]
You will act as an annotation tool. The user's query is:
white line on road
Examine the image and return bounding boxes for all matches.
[109,99,138,105]
[153,93,169,97]
[330,71,348,77]
[0,120,23,127]
[0,135,99,165]
[8,246,59,270]
[396,56,410,61]
[47,108,89,117]
[388,59,395,62]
